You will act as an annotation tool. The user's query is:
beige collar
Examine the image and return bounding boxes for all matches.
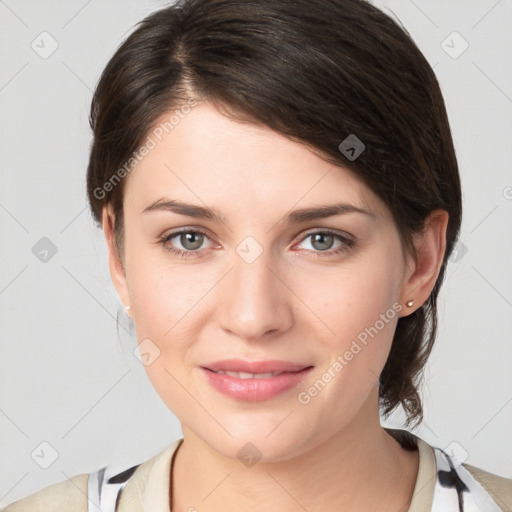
[118,434,437,511]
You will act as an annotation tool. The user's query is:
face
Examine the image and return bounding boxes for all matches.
[106,101,419,462]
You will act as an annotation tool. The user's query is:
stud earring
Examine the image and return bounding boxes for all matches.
[406,300,414,308]
[124,305,131,317]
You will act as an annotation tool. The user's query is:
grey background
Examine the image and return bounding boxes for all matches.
[1,0,511,506]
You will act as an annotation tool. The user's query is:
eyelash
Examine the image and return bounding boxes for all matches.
[159,228,356,259]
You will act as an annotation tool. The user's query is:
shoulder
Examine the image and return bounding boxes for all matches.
[462,462,512,510]
[1,473,89,512]
[1,439,183,512]
[384,427,512,511]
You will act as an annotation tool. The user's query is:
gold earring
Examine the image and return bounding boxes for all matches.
[406,300,414,308]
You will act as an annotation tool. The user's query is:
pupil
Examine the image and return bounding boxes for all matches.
[183,232,202,250]
[313,233,333,251]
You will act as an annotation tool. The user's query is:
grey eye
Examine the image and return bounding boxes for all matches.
[178,231,205,251]
[309,233,335,251]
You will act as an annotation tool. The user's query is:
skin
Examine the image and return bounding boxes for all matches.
[103,101,448,512]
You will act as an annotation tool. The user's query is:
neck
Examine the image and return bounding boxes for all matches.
[170,396,419,512]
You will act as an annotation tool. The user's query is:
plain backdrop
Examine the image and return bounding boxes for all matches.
[1,0,511,506]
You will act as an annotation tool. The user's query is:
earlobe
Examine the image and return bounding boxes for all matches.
[101,205,131,310]
[400,209,449,316]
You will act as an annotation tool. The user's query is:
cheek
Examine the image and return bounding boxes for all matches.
[126,250,210,338]
[307,257,401,346]
[303,256,402,394]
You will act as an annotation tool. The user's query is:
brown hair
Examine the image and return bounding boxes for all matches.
[86,0,462,428]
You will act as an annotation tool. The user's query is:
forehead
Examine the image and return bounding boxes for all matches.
[122,103,390,224]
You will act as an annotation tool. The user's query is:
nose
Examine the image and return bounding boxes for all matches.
[217,246,294,342]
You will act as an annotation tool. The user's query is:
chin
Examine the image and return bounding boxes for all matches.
[192,415,316,463]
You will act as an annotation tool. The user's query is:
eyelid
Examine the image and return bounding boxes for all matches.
[161,227,217,247]
[292,228,355,252]
[296,227,354,243]
[160,226,355,259]
[161,226,353,245]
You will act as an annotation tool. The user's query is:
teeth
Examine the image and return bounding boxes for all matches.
[215,370,283,379]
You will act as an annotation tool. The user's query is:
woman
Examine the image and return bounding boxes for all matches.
[3,0,511,511]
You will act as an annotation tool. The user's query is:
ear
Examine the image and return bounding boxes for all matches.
[102,204,131,313]
[399,209,449,317]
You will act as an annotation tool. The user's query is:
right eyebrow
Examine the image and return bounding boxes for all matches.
[142,198,226,224]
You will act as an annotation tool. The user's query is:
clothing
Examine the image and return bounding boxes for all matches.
[2,429,511,511]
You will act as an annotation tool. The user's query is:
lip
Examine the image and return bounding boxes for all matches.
[203,359,310,374]
[201,359,314,401]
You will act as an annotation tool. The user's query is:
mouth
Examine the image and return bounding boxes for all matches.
[200,360,314,401]
[202,358,312,374]
[207,370,295,379]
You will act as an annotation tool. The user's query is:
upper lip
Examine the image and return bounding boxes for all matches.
[203,359,312,373]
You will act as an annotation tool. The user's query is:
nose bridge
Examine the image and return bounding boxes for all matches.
[218,236,293,340]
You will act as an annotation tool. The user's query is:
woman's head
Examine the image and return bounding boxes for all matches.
[86,0,461,447]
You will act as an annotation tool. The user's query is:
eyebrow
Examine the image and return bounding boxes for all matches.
[142,198,375,224]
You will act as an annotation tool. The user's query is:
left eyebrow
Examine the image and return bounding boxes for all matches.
[285,202,376,223]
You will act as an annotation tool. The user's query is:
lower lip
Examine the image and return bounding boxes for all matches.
[201,367,313,401]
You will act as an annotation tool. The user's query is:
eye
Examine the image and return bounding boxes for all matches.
[294,229,355,256]
[159,228,356,259]
[160,229,214,258]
